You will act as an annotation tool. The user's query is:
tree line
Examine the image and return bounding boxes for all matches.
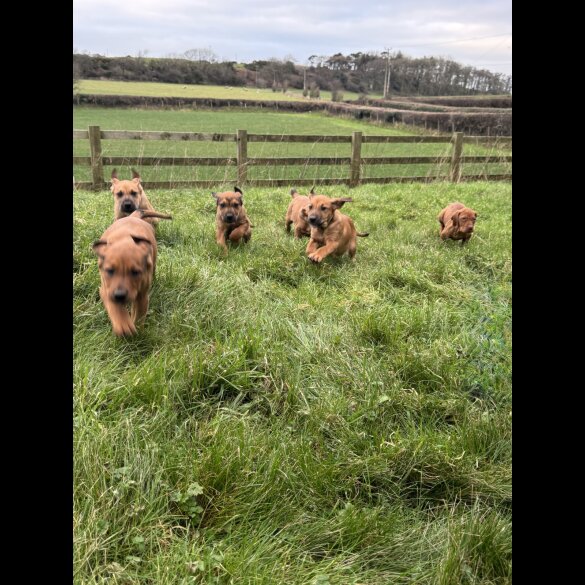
[73,49,511,96]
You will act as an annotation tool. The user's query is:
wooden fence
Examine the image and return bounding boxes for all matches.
[73,126,512,190]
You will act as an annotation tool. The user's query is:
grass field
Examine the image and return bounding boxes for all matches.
[73,107,512,184]
[76,80,378,103]
[74,181,512,584]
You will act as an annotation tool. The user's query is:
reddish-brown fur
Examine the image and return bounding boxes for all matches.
[111,169,161,226]
[304,192,369,263]
[285,188,312,238]
[438,202,478,245]
[92,210,171,336]
[212,187,252,253]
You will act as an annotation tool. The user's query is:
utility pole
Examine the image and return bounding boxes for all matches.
[303,68,307,92]
[383,47,392,99]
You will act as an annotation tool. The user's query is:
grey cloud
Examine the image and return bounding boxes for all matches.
[73,0,511,75]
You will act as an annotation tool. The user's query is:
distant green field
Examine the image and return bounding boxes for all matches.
[73,107,511,184]
[77,80,379,102]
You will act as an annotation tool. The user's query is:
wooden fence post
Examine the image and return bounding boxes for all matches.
[88,125,104,191]
[237,129,248,185]
[450,132,464,183]
[350,131,362,187]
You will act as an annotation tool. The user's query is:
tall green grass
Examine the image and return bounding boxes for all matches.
[74,182,511,584]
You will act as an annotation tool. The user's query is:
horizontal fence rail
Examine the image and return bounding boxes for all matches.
[73,126,512,190]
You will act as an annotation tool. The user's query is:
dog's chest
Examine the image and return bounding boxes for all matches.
[311,230,326,244]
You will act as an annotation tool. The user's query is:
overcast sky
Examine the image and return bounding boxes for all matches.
[73,0,511,76]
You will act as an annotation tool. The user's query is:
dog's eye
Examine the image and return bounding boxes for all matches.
[105,268,115,276]
[130,190,137,196]
[308,204,313,209]
[117,191,124,198]
[321,205,327,211]
[220,202,226,208]
[131,269,142,277]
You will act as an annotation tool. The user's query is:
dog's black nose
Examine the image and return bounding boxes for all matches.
[308,215,318,224]
[225,214,234,222]
[113,289,128,302]
[122,202,135,212]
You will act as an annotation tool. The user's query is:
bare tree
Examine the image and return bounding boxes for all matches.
[184,47,218,62]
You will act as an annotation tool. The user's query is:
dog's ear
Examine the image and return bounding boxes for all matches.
[234,187,243,195]
[310,187,316,195]
[128,236,153,269]
[92,239,107,261]
[131,235,152,248]
[452,210,461,227]
[131,235,154,268]
[474,211,478,219]
[211,192,219,204]
[131,169,141,181]
[331,197,353,209]
[300,207,308,219]
[111,169,118,180]
[290,188,298,197]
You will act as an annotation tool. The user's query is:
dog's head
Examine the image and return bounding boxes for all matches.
[92,235,153,304]
[305,190,353,229]
[452,206,478,235]
[212,187,245,224]
[111,169,144,216]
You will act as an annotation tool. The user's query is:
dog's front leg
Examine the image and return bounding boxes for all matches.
[228,224,250,243]
[294,225,307,239]
[306,238,321,256]
[131,292,150,326]
[216,227,228,253]
[100,289,137,336]
[307,241,337,263]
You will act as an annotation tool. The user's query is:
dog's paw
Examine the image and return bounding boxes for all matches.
[113,320,137,337]
[308,252,322,263]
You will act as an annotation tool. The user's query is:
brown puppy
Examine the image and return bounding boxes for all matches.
[212,187,252,253]
[111,169,159,226]
[305,192,369,263]
[285,188,311,238]
[92,210,172,336]
[438,202,478,245]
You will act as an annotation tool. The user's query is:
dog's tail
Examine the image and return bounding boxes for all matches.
[133,209,173,221]
[357,231,369,237]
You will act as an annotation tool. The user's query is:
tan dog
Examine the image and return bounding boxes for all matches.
[92,210,172,336]
[212,187,252,253]
[111,169,159,226]
[305,192,369,263]
[285,188,311,238]
[438,202,478,245]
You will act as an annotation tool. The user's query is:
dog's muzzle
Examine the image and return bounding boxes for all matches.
[112,288,128,303]
[308,216,321,226]
[121,200,137,213]
[223,214,236,223]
